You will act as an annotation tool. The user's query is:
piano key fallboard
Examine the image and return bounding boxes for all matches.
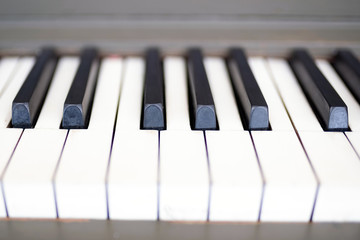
[0,48,360,223]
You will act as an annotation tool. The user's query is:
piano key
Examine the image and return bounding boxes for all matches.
[203,57,262,221]
[206,131,262,221]
[0,128,23,217]
[250,58,317,221]
[252,131,317,222]
[3,129,67,218]
[159,57,209,221]
[115,58,145,131]
[1,58,78,218]
[289,49,348,131]
[55,131,109,219]
[316,60,360,131]
[268,58,360,222]
[187,48,217,130]
[35,57,80,129]
[108,131,158,220]
[62,48,99,129]
[300,132,360,222]
[160,131,208,221]
[108,58,158,220]
[0,57,18,96]
[248,57,293,131]
[164,58,190,130]
[331,49,360,103]
[268,59,323,131]
[12,48,57,128]
[142,48,165,130]
[88,58,123,130]
[0,58,35,128]
[228,48,269,130]
[204,57,243,130]
[55,58,122,219]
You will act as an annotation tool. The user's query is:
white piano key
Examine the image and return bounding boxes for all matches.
[88,58,123,130]
[108,130,158,220]
[316,60,360,131]
[206,131,262,221]
[0,57,35,128]
[35,57,80,129]
[160,131,209,221]
[0,128,23,217]
[159,57,209,221]
[3,129,67,218]
[252,131,317,222]
[267,58,323,131]
[164,57,191,130]
[300,132,360,222]
[248,57,293,131]
[115,58,145,131]
[108,57,158,220]
[55,58,122,219]
[204,57,243,130]
[55,130,111,219]
[0,57,18,96]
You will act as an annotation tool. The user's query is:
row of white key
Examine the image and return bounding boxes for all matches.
[0,54,360,221]
[268,58,360,221]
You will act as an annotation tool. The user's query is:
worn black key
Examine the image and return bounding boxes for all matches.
[12,48,57,128]
[142,48,165,130]
[331,49,360,103]
[228,48,269,130]
[187,48,217,130]
[62,48,99,129]
[289,49,348,131]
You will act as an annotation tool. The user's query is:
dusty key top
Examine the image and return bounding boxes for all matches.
[331,49,360,104]
[187,48,217,130]
[142,48,165,130]
[12,48,57,128]
[289,49,348,131]
[62,47,99,129]
[228,48,269,130]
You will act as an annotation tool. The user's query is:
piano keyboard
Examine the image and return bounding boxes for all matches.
[0,47,360,222]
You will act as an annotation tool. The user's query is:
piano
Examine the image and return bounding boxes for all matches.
[1,0,360,239]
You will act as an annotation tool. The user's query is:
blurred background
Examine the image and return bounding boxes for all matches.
[0,0,360,56]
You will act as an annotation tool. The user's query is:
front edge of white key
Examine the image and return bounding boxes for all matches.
[3,129,67,218]
[108,130,158,220]
[206,131,262,221]
[252,131,317,222]
[159,130,209,221]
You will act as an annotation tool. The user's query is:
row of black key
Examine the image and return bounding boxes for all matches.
[10,47,360,131]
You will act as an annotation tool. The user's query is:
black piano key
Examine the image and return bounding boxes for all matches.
[12,47,57,128]
[142,48,165,130]
[62,47,99,129]
[331,49,360,104]
[228,48,269,130]
[187,48,217,130]
[289,49,348,131]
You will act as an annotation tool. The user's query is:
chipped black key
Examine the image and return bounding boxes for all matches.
[228,48,269,130]
[187,48,217,130]
[12,47,57,128]
[289,49,348,131]
[142,48,165,130]
[62,47,99,129]
[332,49,360,104]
